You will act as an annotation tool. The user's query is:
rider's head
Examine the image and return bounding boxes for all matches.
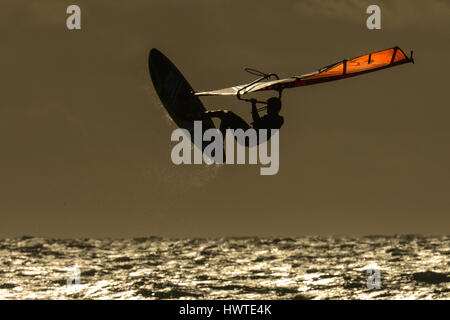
[266,97,282,115]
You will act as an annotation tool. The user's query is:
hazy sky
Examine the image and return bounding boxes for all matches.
[1,0,449,237]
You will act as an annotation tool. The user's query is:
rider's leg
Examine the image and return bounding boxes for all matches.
[219,111,251,138]
[203,110,251,139]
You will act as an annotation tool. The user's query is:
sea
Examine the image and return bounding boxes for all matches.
[0,235,448,299]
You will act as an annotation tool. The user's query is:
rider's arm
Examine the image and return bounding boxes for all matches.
[251,99,261,123]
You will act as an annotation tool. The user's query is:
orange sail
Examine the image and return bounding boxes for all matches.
[195,47,413,97]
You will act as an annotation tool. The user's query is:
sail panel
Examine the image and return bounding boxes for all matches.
[194,47,412,97]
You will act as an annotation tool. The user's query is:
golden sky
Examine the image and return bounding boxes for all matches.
[1,0,449,237]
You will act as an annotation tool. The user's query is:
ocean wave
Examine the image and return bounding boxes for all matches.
[0,235,448,299]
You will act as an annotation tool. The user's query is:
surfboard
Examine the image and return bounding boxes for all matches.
[148,49,216,153]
